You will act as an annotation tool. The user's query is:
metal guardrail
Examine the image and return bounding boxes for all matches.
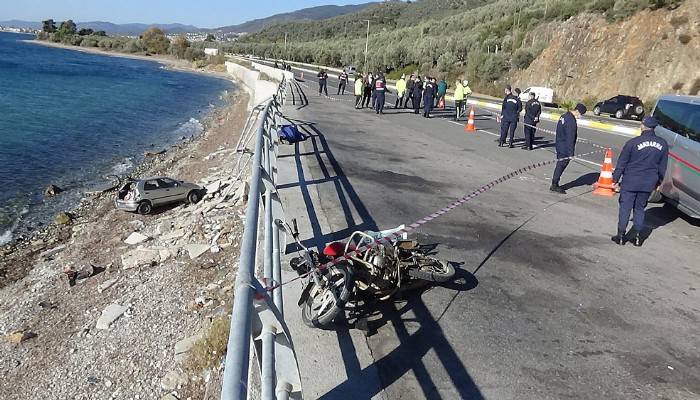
[222,76,302,400]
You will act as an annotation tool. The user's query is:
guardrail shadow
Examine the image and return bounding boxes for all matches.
[290,80,309,110]
[277,113,484,399]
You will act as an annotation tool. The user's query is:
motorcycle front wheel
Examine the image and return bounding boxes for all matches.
[406,256,455,283]
[301,263,354,328]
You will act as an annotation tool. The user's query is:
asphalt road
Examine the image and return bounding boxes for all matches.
[274,72,700,400]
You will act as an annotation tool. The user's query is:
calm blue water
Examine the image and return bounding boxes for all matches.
[0,32,233,244]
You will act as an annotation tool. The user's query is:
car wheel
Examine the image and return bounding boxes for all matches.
[648,190,664,203]
[187,190,200,204]
[634,105,644,115]
[615,109,624,119]
[593,106,601,116]
[137,201,152,215]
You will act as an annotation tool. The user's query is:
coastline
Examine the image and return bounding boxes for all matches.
[25,37,232,80]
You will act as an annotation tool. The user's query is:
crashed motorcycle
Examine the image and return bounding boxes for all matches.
[289,221,455,329]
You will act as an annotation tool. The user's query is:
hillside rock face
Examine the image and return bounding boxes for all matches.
[512,1,700,105]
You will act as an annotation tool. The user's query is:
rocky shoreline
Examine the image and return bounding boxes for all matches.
[0,77,253,399]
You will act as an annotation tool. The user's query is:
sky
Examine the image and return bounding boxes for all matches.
[0,0,370,28]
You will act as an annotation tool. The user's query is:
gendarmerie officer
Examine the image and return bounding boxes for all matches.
[374,73,389,114]
[522,92,541,150]
[499,85,521,148]
[611,116,669,246]
[337,69,349,95]
[550,103,587,194]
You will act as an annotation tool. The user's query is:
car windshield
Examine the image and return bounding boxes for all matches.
[653,99,700,143]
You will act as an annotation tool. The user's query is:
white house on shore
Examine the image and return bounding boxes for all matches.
[204,48,219,57]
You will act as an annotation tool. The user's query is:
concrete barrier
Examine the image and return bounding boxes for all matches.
[225,61,284,107]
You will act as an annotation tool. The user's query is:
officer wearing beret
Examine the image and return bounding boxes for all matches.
[611,116,669,246]
[499,85,522,148]
[550,103,587,194]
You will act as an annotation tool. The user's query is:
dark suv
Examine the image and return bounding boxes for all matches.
[593,95,645,120]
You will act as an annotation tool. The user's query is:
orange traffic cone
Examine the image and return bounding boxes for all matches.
[465,106,476,132]
[438,98,445,109]
[593,148,616,196]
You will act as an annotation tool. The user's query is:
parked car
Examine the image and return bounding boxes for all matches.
[593,95,645,120]
[518,86,554,105]
[346,65,357,75]
[649,95,700,219]
[115,177,203,215]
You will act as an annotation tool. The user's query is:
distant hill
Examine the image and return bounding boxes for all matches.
[210,3,377,34]
[0,20,199,35]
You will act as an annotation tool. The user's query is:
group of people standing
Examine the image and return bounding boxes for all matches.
[347,72,472,119]
[498,84,542,151]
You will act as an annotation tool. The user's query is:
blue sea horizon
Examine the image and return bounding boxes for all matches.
[0,32,234,244]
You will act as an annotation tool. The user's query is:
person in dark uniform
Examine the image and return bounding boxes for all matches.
[370,73,378,109]
[412,76,423,114]
[374,73,389,114]
[611,116,669,246]
[550,103,587,194]
[337,69,349,95]
[405,74,415,108]
[499,85,521,148]
[423,77,436,118]
[317,69,328,96]
[522,92,541,150]
[362,74,373,108]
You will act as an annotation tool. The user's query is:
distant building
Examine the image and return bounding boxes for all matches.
[204,48,219,56]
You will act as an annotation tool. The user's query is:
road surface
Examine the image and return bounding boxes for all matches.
[272,70,700,400]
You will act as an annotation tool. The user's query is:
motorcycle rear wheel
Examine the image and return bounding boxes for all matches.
[406,256,455,283]
[301,263,354,328]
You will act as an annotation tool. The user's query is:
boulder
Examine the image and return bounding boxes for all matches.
[95,304,127,330]
[174,334,202,356]
[124,232,150,245]
[97,278,119,293]
[54,212,73,225]
[44,185,63,197]
[128,220,146,232]
[6,330,37,344]
[121,248,161,269]
[184,244,210,260]
[160,228,186,242]
[161,370,188,391]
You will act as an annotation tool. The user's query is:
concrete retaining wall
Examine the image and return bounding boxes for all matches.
[225,61,286,107]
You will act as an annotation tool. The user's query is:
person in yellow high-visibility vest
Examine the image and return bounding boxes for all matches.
[454,80,465,121]
[394,74,407,108]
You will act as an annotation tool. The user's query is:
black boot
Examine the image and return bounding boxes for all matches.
[549,184,566,194]
[632,231,643,247]
[611,231,626,245]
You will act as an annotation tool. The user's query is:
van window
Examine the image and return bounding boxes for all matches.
[653,99,700,143]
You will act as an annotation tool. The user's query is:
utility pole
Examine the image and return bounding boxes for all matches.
[364,19,370,70]
[284,32,287,60]
[544,0,548,20]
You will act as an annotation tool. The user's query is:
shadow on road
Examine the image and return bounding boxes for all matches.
[561,172,599,191]
[278,106,484,399]
[643,202,700,240]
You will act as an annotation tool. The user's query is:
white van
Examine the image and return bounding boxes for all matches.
[519,87,554,105]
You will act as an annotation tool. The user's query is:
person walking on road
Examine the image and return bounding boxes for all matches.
[405,74,415,108]
[362,73,373,108]
[423,77,436,118]
[522,92,541,150]
[611,116,669,246]
[550,103,587,194]
[395,74,407,109]
[454,80,465,120]
[374,73,389,114]
[499,85,521,147]
[354,74,364,109]
[317,69,329,96]
[412,76,423,115]
[436,77,448,108]
[338,69,349,95]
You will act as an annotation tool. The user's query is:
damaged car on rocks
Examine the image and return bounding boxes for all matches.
[115,177,203,215]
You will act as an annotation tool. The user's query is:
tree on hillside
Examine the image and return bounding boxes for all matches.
[205,34,216,42]
[42,19,57,33]
[94,30,107,36]
[141,28,170,54]
[58,20,77,36]
[78,28,94,36]
[170,36,190,59]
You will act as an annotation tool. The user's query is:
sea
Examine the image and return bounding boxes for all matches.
[0,32,233,245]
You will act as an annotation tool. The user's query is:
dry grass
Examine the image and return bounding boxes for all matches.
[188,316,231,372]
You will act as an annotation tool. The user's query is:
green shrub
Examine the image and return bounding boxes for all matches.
[512,48,535,70]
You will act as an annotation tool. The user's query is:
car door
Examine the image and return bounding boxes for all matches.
[143,180,166,206]
[654,98,700,217]
[156,178,181,204]
[602,96,618,114]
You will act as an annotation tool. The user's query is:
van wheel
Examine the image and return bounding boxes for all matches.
[137,201,152,215]
[648,190,663,204]
[187,190,201,204]
[593,106,601,116]
[615,109,624,119]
